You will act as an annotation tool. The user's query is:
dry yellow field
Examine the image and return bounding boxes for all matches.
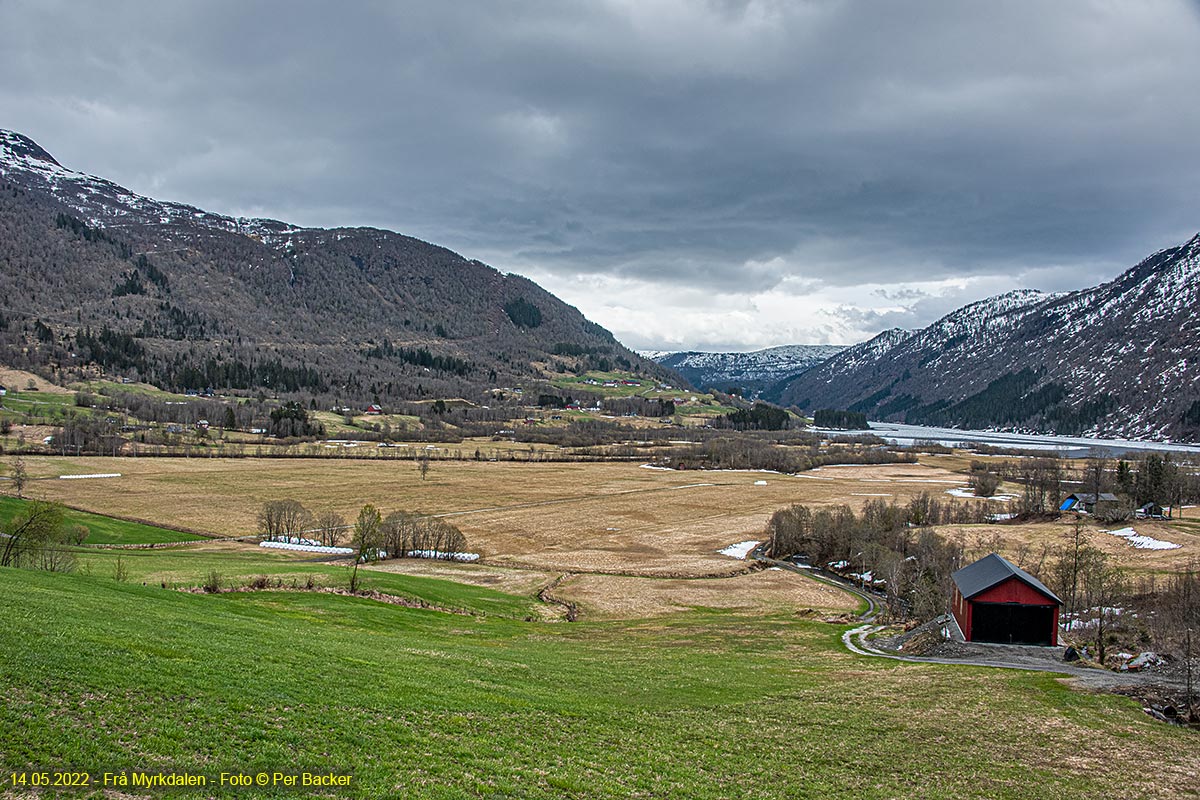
[11,454,1197,618]
[555,569,859,618]
[939,516,1200,574]
[16,456,974,575]
[0,366,72,394]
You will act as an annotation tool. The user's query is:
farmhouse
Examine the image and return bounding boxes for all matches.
[950,553,1062,646]
[1058,492,1119,514]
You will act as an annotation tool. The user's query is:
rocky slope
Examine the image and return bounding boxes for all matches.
[772,239,1200,441]
[0,129,675,401]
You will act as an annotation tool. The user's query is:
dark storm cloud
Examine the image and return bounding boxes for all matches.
[2,0,1199,346]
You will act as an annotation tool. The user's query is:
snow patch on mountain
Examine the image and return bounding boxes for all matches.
[0,128,305,247]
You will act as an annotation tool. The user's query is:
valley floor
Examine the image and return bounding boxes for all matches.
[2,456,1198,798]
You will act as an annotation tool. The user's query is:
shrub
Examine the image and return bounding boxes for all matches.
[202,570,223,593]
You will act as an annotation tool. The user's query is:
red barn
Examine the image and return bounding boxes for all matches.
[950,553,1062,646]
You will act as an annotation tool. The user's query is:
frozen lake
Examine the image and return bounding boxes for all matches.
[826,422,1200,458]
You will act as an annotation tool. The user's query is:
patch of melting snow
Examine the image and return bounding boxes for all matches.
[59,473,122,480]
[754,480,768,486]
[718,540,760,559]
[1103,527,1181,550]
[946,487,1015,501]
[640,463,676,471]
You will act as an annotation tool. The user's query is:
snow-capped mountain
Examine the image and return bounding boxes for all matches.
[643,344,846,395]
[776,237,1200,440]
[0,130,301,243]
[0,128,672,400]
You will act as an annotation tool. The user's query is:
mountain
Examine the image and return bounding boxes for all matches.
[642,344,846,396]
[775,238,1200,440]
[0,129,675,402]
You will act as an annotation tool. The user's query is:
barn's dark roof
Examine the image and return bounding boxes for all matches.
[952,553,1062,604]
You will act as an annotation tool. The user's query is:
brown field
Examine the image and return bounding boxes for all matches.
[13,453,1196,617]
[555,569,860,618]
[0,366,72,394]
[938,516,1200,574]
[14,457,978,575]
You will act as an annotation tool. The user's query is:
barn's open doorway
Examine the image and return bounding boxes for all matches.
[971,602,1056,646]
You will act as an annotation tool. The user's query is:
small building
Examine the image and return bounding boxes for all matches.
[1136,502,1167,520]
[951,553,1062,646]
[365,404,383,415]
[1059,492,1119,514]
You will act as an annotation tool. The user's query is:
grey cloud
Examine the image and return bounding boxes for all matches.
[2,0,1200,348]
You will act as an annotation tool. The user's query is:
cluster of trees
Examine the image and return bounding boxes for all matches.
[503,297,543,328]
[268,401,324,439]
[718,403,791,431]
[257,499,346,547]
[345,504,470,592]
[668,436,915,474]
[813,409,868,429]
[363,341,472,377]
[257,500,469,562]
[983,452,1200,519]
[600,397,674,417]
[1133,563,1200,658]
[765,494,991,620]
[1041,524,1130,664]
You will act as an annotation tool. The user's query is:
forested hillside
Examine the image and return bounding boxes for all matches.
[0,130,678,404]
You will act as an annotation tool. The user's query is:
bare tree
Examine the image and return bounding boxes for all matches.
[1082,555,1128,666]
[417,454,431,481]
[313,509,346,547]
[9,455,27,498]
[257,499,312,543]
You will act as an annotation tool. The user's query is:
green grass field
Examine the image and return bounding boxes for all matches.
[73,544,543,620]
[0,389,79,419]
[1,566,1195,799]
[0,496,205,545]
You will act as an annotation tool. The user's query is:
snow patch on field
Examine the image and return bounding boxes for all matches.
[59,473,121,480]
[945,487,1015,501]
[1102,527,1181,550]
[718,540,760,559]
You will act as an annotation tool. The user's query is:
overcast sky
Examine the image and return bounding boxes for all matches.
[3,1,1200,351]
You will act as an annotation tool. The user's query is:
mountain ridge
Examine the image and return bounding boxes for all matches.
[774,234,1200,440]
[642,344,846,396]
[0,128,677,402]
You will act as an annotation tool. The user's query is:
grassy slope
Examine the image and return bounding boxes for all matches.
[2,568,1196,799]
[0,496,204,545]
[73,545,542,620]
